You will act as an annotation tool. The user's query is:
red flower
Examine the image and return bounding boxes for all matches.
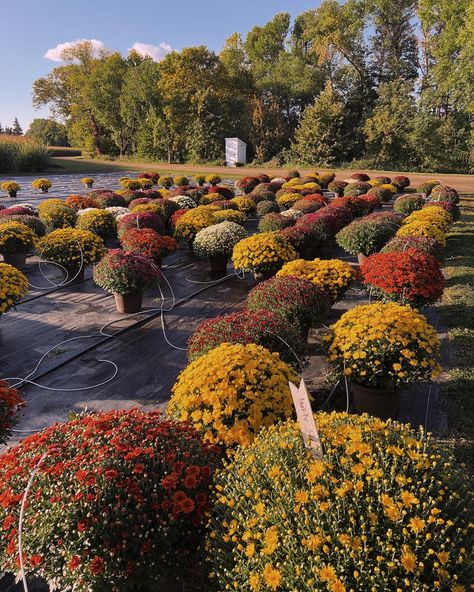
[180,497,195,514]
[69,555,81,570]
[90,555,105,574]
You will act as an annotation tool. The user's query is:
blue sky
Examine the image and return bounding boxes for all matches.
[0,0,319,131]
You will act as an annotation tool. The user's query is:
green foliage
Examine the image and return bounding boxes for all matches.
[26,118,69,146]
[0,137,51,173]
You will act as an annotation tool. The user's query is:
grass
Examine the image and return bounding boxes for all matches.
[435,195,474,466]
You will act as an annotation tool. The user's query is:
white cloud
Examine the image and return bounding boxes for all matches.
[44,39,107,62]
[129,42,173,62]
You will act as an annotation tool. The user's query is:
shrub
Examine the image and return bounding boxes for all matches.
[0,206,37,217]
[292,198,323,214]
[250,189,277,204]
[361,248,445,307]
[209,185,234,199]
[396,220,447,247]
[169,209,187,231]
[416,180,440,195]
[231,196,256,214]
[0,262,28,313]
[393,174,410,190]
[277,193,301,209]
[236,176,260,194]
[423,200,460,221]
[157,175,173,188]
[138,171,160,184]
[205,174,222,185]
[232,232,297,275]
[194,174,206,185]
[93,248,160,295]
[350,172,371,182]
[381,235,444,261]
[193,221,246,259]
[117,211,166,238]
[344,181,370,197]
[394,194,425,215]
[314,205,354,235]
[80,177,94,185]
[258,213,294,232]
[0,215,46,237]
[0,221,36,255]
[330,196,370,217]
[336,217,398,256]
[367,185,393,202]
[212,209,246,225]
[246,275,330,333]
[324,302,441,388]
[277,258,357,303]
[94,192,127,208]
[167,343,296,447]
[128,197,152,209]
[155,199,181,222]
[427,185,460,204]
[38,200,77,229]
[174,207,217,243]
[291,214,331,253]
[65,194,97,210]
[328,180,347,196]
[208,412,473,592]
[31,178,52,191]
[318,171,336,186]
[0,381,24,445]
[36,228,105,269]
[173,175,189,186]
[0,410,220,590]
[76,209,116,239]
[360,193,381,211]
[187,310,307,370]
[119,178,142,191]
[200,192,222,205]
[0,138,50,173]
[0,181,20,195]
[121,228,178,263]
[256,200,280,217]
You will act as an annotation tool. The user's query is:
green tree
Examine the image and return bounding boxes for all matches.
[12,118,23,135]
[292,84,346,165]
[26,118,69,146]
[363,79,416,166]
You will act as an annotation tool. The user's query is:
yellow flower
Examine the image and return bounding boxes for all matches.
[263,565,282,590]
[409,517,426,533]
[401,550,417,572]
[318,564,337,582]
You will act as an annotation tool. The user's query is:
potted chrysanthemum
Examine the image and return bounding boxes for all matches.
[1,181,20,198]
[93,249,160,313]
[31,178,52,193]
[80,177,94,189]
[194,221,247,275]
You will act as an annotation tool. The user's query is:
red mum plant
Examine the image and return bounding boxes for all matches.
[246,275,330,335]
[314,204,354,235]
[393,175,410,190]
[292,198,324,214]
[120,228,178,263]
[93,192,127,208]
[0,409,221,590]
[330,195,371,217]
[328,180,347,196]
[128,197,152,209]
[235,176,260,194]
[138,171,160,184]
[258,213,295,232]
[350,172,371,182]
[209,185,234,200]
[0,381,24,445]
[169,208,188,231]
[187,309,307,370]
[65,194,98,210]
[117,211,166,238]
[0,206,37,218]
[361,248,445,307]
[257,174,271,183]
[381,235,444,262]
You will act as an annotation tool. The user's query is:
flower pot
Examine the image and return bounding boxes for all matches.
[8,191,17,198]
[41,189,49,193]
[357,252,368,266]
[114,293,143,313]
[66,265,85,283]
[350,381,399,420]
[208,256,228,275]
[85,183,93,189]
[3,252,27,269]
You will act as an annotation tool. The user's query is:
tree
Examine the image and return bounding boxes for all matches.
[363,79,416,166]
[292,84,346,165]
[12,118,23,135]
[26,118,69,146]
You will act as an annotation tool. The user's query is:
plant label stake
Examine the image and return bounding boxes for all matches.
[289,378,323,459]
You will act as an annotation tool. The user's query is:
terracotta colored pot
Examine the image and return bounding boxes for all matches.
[357,252,368,266]
[208,256,228,275]
[114,293,143,313]
[3,252,27,269]
[350,381,399,420]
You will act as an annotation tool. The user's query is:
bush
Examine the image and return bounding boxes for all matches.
[209,185,234,200]
[0,262,28,313]
[327,180,347,196]
[121,228,178,263]
[207,412,473,592]
[276,193,301,209]
[292,198,323,214]
[194,174,206,185]
[367,185,393,203]
[231,196,256,214]
[336,216,397,256]
[428,185,460,204]
[157,175,173,188]
[76,209,116,239]
[0,181,20,195]
[359,193,382,211]
[38,200,77,229]
[381,235,444,261]
[36,228,105,269]
[93,249,160,295]
[361,248,445,307]
[187,309,307,370]
[314,205,354,235]
[256,200,280,217]
[286,169,300,179]
[65,194,98,210]
[246,275,330,333]
[169,195,197,210]
[93,192,127,208]
[174,207,216,243]
[394,194,425,215]
[393,174,410,190]
[138,171,160,184]
[423,200,460,221]
[0,137,50,173]
[212,209,246,225]
[0,409,221,590]
[200,192,222,205]
[117,211,166,238]
[343,181,371,197]
[205,174,222,185]
[31,178,52,191]
[291,214,331,254]
[325,302,441,388]
[0,381,24,445]
[416,180,440,195]
[258,213,294,232]
[350,172,371,181]
[193,221,246,259]
[48,146,82,156]
[167,342,296,447]
[235,176,260,194]
[173,175,189,186]
[0,214,46,237]
[330,195,370,217]
[232,232,297,275]
[0,221,36,255]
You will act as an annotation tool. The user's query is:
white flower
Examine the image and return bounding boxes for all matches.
[193,221,247,259]
[106,206,131,218]
[169,196,196,209]
[77,207,101,216]
[271,178,286,185]
[280,208,303,220]
[15,203,38,214]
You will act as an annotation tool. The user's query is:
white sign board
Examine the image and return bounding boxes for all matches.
[225,137,246,166]
[289,379,324,459]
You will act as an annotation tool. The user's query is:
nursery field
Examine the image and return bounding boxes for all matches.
[0,170,472,591]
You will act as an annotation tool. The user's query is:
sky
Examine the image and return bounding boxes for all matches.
[0,0,319,131]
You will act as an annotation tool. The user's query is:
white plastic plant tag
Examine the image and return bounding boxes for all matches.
[289,378,324,459]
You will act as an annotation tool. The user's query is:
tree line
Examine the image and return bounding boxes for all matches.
[32,0,473,172]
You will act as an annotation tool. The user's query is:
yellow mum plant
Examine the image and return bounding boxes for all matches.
[379,183,397,194]
[31,178,52,191]
[76,209,116,239]
[276,193,301,209]
[408,206,453,231]
[207,412,474,592]
[281,178,302,189]
[130,202,163,216]
[0,262,28,314]
[212,209,247,226]
[0,221,36,255]
[231,196,257,214]
[174,206,216,243]
[396,220,447,247]
[167,342,296,447]
[1,181,20,195]
[324,302,441,389]
[38,199,77,229]
[277,258,357,303]
[232,232,297,274]
[200,192,222,205]
[36,228,105,269]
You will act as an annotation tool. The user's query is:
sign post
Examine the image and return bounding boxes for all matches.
[289,378,324,459]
